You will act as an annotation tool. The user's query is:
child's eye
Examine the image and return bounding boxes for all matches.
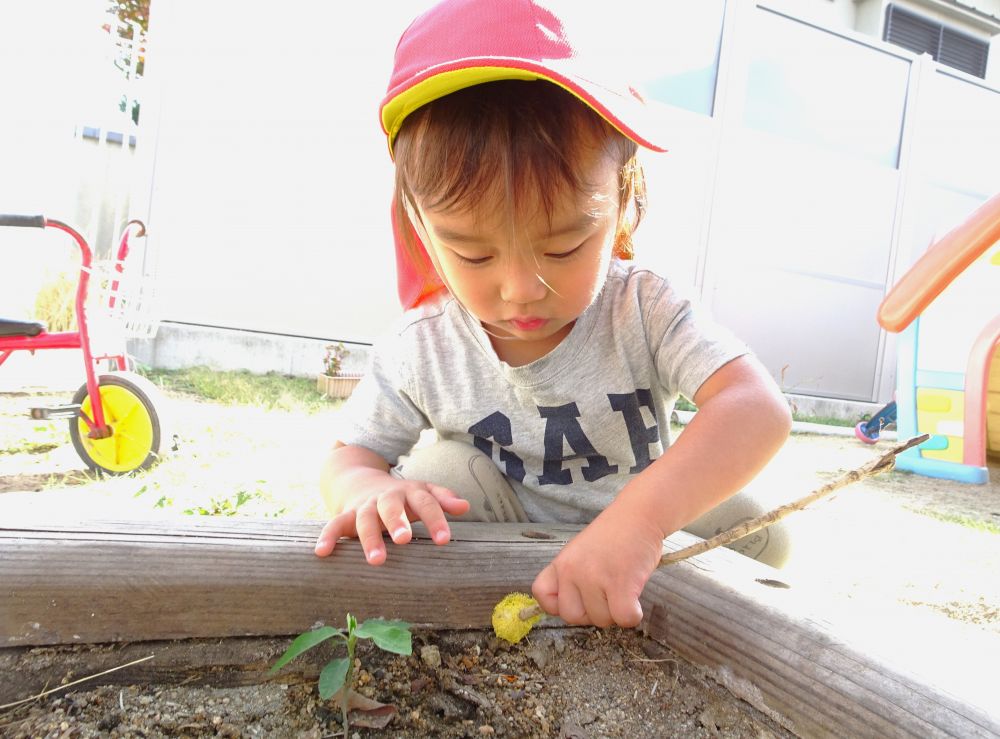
[455,253,492,266]
[546,244,583,260]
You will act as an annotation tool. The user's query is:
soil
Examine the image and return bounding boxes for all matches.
[0,629,793,738]
[2,387,998,737]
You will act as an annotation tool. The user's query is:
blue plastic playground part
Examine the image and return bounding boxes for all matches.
[895,451,989,483]
[855,400,897,444]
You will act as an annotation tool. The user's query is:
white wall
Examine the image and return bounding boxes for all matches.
[760,0,858,30]
[143,1,433,342]
[854,0,886,36]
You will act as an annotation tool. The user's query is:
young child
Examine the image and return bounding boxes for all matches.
[315,0,793,630]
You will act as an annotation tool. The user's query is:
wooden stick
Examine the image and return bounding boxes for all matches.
[518,434,929,620]
[659,434,929,565]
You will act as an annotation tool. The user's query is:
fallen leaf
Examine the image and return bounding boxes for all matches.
[328,688,398,729]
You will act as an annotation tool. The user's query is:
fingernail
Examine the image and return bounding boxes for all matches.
[367,549,381,562]
[393,527,409,539]
[434,530,448,544]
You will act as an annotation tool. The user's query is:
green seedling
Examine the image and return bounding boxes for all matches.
[270,614,412,735]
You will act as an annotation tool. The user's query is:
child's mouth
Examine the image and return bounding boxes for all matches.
[509,317,548,331]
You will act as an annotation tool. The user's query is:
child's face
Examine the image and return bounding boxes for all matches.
[411,150,620,362]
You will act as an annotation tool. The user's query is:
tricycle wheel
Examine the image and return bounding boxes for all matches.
[69,372,167,474]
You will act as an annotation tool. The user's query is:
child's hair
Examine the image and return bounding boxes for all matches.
[393,80,647,269]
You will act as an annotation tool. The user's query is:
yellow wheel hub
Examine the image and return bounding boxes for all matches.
[77,384,154,473]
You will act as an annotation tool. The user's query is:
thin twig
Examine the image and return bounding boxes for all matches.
[659,434,929,565]
[0,654,155,711]
[517,434,929,622]
[623,647,678,664]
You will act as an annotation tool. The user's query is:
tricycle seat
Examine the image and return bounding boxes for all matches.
[0,318,46,337]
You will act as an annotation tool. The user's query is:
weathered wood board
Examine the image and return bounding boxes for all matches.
[1,517,998,737]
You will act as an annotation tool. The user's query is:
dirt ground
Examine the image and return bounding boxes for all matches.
[1,628,797,739]
[1,387,998,736]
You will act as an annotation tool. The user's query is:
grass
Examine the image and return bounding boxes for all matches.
[141,366,334,414]
[0,367,341,520]
[0,438,60,457]
[909,507,1000,535]
[792,414,857,428]
[33,270,77,332]
[677,397,861,428]
[0,420,64,457]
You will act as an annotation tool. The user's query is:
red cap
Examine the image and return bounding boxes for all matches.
[380,0,669,155]
[381,0,669,308]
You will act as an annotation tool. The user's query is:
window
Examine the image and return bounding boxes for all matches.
[884,4,989,78]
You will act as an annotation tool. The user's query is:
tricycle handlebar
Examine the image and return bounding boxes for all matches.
[0,214,46,228]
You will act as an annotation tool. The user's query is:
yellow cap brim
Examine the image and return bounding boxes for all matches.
[380,62,668,158]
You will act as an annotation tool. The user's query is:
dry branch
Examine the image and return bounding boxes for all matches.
[659,434,928,565]
[519,434,930,621]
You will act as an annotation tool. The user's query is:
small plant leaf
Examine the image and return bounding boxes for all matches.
[269,626,341,674]
[354,618,413,655]
[347,612,357,634]
[319,657,350,700]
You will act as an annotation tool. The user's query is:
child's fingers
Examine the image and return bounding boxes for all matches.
[376,493,413,545]
[607,591,644,629]
[581,588,614,629]
[556,581,590,626]
[354,500,388,565]
[314,511,357,557]
[427,483,471,515]
[406,485,453,545]
[531,564,560,617]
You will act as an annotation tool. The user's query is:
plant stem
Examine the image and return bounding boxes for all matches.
[342,632,355,737]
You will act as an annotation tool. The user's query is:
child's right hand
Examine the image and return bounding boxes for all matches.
[314,469,470,564]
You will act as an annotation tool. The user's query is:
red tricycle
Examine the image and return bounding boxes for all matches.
[0,214,167,474]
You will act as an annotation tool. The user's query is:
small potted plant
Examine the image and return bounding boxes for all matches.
[317,342,361,399]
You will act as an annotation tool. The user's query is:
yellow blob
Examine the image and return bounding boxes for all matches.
[492,592,541,644]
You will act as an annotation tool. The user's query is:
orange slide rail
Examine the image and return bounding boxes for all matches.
[878,190,1000,334]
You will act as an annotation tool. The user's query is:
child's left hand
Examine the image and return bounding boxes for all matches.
[531,505,664,628]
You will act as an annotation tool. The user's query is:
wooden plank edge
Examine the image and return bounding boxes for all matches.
[640,543,1000,738]
[3,519,998,738]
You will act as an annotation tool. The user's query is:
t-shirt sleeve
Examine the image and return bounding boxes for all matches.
[642,277,749,402]
[334,340,429,464]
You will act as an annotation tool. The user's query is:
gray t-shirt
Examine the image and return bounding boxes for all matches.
[338,260,747,523]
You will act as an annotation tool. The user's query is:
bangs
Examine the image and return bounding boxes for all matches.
[393,80,637,224]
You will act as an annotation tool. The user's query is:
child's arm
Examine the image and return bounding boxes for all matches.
[531,354,792,628]
[314,442,471,564]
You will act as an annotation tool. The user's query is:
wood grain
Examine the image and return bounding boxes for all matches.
[1,519,571,646]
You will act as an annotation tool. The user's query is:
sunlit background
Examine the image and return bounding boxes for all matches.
[2,0,999,405]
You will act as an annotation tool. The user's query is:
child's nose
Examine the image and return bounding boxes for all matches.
[499,259,548,305]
